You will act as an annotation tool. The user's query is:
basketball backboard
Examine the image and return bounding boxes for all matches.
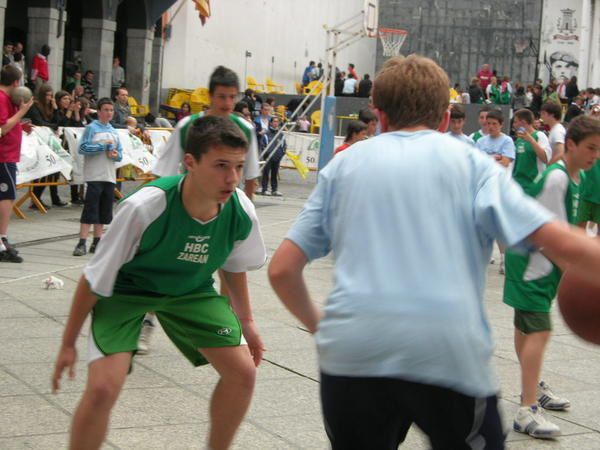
[363,0,379,38]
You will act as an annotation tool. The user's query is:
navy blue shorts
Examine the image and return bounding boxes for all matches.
[321,373,505,450]
[80,181,115,225]
[0,162,17,201]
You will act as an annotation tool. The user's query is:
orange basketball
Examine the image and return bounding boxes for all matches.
[557,270,600,345]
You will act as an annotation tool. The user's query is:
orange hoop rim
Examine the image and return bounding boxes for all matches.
[378,27,408,35]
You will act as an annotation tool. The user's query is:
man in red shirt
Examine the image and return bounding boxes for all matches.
[477,63,493,92]
[0,65,33,262]
[30,44,50,93]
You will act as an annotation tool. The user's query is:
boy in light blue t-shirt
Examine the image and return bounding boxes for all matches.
[476,108,515,167]
[268,55,600,450]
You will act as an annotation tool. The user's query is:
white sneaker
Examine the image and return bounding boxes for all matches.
[513,405,561,439]
[489,257,495,264]
[271,191,283,197]
[137,320,155,355]
[538,381,571,411]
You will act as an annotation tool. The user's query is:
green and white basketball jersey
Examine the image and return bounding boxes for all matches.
[582,160,600,205]
[512,131,541,194]
[471,130,484,143]
[503,161,583,311]
[83,174,267,298]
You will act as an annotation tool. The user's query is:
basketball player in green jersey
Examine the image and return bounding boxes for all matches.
[53,116,267,450]
[504,115,600,439]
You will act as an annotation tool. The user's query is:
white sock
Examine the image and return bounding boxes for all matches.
[0,234,6,251]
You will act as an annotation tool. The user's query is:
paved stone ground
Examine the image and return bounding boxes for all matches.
[1,180,600,449]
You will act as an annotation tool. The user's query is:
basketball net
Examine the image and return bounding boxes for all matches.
[379,28,408,57]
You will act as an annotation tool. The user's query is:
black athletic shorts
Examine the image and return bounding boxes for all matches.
[80,181,115,225]
[0,162,17,201]
[320,373,505,450]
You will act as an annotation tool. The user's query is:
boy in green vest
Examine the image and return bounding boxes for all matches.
[578,159,600,232]
[512,108,552,194]
[469,104,492,143]
[52,116,267,450]
[504,115,600,439]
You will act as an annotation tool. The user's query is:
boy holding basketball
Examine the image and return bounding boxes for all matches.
[504,115,600,439]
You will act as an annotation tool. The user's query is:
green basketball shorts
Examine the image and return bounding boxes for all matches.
[578,199,600,225]
[89,291,243,366]
[514,309,552,334]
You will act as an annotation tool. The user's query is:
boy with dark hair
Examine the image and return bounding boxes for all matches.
[0,64,33,263]
[358,107,378,136]
[53,116,267,450]
[504,115,600,439]
[540,102,566,164]
[268,54,600,450]
[154,66,260,201]
[73,98,123,256]
[469,104,492,142]
[446,104,474,145]
[476,109,515,167]
[512,108,552,193]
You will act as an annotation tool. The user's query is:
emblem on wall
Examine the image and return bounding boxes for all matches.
[555,8,579,41]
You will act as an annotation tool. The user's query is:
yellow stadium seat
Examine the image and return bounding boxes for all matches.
[266,78,284,94]
[190,87,210,113]
[128,96,149,116]
[246,76,265,93]
[168,91,191,108]
[295,82,303,95]
[303,80,323,96]
[310,110,321,134]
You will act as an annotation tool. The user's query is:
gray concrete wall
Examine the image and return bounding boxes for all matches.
[81,18,116,100]
[148,34,163,114]
[126,27,153,106]
[0,0,6,52]
[377,0,543,88]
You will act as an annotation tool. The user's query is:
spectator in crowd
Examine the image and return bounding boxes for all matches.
[486,76,500,103]
[143,112,172,128]
[469,105,492,143]
[111,87,130,129]
[242,89,256,115]
[446,104,474,145]
[543,84,560,105]
[511,85,528,111]
[468,77,485,104]
[565,76,579,104]
[529,85,543,116]
[160,101,191,123]
[73,97,123,256]
[0,64,33,263]
[296,114,310,133]
[12,42,25,85]
[111,57,125,98]
[302,61,316,87]
[540,102,566,164]
[81,70,98,106]
[65,69,82,93]
[347,63,358,80]
[30,44,51,93]
[591,105,600,120]
[259,116,286,196]
[334,120,368,155]
[557,77,569,104]
[2,41,13,66]
[342,74,358,97]
[234,101,252,122]
[334,71,344,97]
[476,109,515,167]
[478,63,493,91]
[358,108,378,137]
[357,74,372,98]
[55,91,82,127]
[26,84,68,209]
[312,62,323,81]
[265,97,276,108]
[499,76,512,105]
[564,95,585,123]
[77,97,96,126]
[525,85,534,107]
[254,103,272,154]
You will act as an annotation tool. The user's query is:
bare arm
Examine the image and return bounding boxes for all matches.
[549,142,565,165]
[221,270,264,366]
[530,221,600,286]
[523,133,549,164]
[268,239,323,334]
[52,276,98,392]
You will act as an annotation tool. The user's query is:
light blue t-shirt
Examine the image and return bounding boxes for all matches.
[446,131,475,146]
[286,130,552,397]
[476,134,516,160]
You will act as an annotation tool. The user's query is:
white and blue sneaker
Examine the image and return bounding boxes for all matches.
[513,405,561,439]
[537,381,571,411]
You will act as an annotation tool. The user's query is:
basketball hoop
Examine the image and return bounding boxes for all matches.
[379,28,408,57]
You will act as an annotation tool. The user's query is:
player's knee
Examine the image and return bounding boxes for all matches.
[226,361,256,391]
[85,378,122,409]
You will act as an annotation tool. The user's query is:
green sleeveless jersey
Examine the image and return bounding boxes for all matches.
[513,131,541,194]
[113,175,254,297]
[504,162,583,311]
[582,160,600,205]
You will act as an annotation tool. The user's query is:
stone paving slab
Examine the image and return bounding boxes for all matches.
[1,180,600,449]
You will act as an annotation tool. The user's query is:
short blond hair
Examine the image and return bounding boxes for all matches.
[372,55,449,130]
